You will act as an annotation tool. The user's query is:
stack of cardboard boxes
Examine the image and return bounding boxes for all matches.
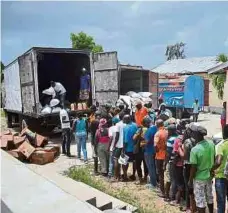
[0,129,60,165]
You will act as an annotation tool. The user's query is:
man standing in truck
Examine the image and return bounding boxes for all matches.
[51,81,66,107]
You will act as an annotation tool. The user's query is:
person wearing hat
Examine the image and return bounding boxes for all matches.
[79,67,90,101]
[188,124,214,213]
[96,118,110,176]
[135,101,148,127]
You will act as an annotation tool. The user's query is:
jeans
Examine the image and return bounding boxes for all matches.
[108,151,114,177]
[76,134,87,161]
[62,128,71,154]
[215,178,228,213]
[144,153,157,187]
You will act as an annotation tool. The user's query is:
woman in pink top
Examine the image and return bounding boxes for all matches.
[96,118,110,176]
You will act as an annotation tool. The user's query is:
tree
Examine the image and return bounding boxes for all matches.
[165,42,186,60]
[210,53,228,100]
[70,31,103,53]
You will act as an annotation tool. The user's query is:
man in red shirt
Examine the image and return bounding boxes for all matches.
[135,101,148,127]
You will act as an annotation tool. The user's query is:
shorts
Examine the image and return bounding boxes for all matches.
[113,148,122,159]
[194,179,213,208]
[125,152,135,162]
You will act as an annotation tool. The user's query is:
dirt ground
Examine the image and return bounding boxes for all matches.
[0,112,223,212]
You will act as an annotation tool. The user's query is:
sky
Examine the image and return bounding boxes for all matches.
[1,1,228,68]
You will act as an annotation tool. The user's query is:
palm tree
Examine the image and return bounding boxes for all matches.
[210,53,228,100]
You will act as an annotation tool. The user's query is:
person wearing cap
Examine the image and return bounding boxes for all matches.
[135,101,148,127]
[108,117,120,179]
[211,124,228,213]
[154,119,168,197]
[164,124,178,202]
[122,115,138,181]
[73,113,88,163]
[188,124,214,213]
[141,116,157,188]
[96,118,110,176]
[51,81,66,107]
[79,67,90,101]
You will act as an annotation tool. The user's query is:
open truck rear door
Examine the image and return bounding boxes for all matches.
[91,51,119,106]
[18,50,38,116]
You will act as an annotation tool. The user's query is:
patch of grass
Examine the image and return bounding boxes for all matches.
[66,166,152,213]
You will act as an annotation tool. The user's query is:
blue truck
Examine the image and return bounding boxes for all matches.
[159,75,204,119]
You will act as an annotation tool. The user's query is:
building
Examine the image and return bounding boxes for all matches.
[152,56,227,112]
[208,61,228,121]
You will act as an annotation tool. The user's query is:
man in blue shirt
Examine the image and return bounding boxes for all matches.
[143,116,157,189]
[122,115,138,181]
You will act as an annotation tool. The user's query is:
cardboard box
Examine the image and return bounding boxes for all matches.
[18,141,35,159]
[44,144,60,158]
[35,134,48,147]
[7,149,25,161]
[1,137,8,149]
[29,150,55,165]
[13,136,26,148]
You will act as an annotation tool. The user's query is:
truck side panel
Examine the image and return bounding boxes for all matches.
[18,51,37,115]
[92,52,119,106]
[4,60,22,112]
[184,75,204,108]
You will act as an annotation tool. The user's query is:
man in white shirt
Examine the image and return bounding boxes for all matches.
[108,117,120,178]
[113,113,126,180]
[51,81,66,107]
[59,107,71,156]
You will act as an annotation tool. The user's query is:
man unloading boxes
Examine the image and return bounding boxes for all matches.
[51,81,66,107]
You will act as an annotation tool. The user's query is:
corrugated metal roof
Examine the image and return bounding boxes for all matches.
[152,56,222,74]
[208,61,228,74]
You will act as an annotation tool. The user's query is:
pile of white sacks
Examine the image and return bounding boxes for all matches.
[40,87,62,114]
[116,91,153,113]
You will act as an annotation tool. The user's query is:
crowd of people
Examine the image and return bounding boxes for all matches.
[59,100,228,213]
